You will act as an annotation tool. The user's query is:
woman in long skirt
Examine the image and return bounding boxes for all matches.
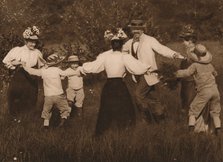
[81,28,150,136]
[2,26,45,119]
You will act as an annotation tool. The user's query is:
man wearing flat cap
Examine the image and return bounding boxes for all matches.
[123,19,184,123]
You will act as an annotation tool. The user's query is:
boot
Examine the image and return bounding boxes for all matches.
[58,118,66,127]
[188,126,195,132]
[215,128,221,136]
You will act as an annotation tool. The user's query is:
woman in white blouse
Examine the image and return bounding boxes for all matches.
[81,28,150,136]
[2,26,45,119]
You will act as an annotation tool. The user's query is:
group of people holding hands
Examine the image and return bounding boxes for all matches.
[2,19,222,136]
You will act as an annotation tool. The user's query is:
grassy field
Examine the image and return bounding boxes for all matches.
[0,41,223,162]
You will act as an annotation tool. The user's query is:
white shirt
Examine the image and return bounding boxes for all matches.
[2,45,44,69]
[123,34,176,85]
[64,68,83,90]
[23,66,79,96]
[82,50,150,77]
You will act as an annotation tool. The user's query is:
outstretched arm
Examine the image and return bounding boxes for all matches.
[175,64,196,78]
[22,63,42,76]
[151,37,184,59]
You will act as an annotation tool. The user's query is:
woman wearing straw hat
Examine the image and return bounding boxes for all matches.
[80,28,150,136]
[2,26,45,121]
[176,44,221,135]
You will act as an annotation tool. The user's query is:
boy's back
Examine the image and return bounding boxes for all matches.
[41,67,64,96]
[191,63,216,91]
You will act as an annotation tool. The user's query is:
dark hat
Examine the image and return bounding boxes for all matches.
[179,24,196,38]
[128,19,146,30]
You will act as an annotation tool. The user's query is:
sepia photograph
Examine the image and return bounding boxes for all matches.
[0,0,223,161]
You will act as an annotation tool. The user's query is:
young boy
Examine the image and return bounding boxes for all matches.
[22,54,79,128]
[176,44,221,135]
[64,55,84,117]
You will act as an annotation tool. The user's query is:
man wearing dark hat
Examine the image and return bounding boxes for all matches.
[123,19,184,123]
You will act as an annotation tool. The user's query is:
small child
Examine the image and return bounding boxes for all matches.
[64,55,84,117]
[176,44,221,135]
[23,54,78,128]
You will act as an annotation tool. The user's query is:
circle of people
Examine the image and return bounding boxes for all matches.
[2,19,221,136]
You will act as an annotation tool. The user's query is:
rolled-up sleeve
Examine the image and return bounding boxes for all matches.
[82,54,105,73]
[123,54,150,75]
[151,37,176,58]
[176,64,196,78]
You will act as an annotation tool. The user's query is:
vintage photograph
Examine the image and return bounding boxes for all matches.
[0,0,223,161]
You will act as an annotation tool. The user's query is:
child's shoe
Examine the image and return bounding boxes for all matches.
[215,128,221,136]
[189,126,195,132]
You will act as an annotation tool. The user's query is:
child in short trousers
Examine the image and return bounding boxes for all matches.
[64,55,84,117]
[23,54,79,128]
[176,44,221,135]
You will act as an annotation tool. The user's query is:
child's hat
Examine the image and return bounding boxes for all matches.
[46,53,66,66]
[188,44,212,64]
[64,55,79,63]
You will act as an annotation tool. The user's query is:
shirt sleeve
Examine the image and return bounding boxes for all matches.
[150,37,176,58]
[176,64,196,78]
[37,50,46,68]
[82,54,105,73]
[123,54,150,75]
[23,66,42,76]
[2,47,19,69]
[122,40,131,54]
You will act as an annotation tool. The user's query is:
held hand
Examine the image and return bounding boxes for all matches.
[78,66,86,75]
[21,61,26,67]
[173,52,185,60]
[11,60,22,66]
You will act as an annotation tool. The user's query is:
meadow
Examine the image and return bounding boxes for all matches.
[0,41,223,162]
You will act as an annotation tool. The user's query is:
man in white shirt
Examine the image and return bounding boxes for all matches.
[123,19,184,123]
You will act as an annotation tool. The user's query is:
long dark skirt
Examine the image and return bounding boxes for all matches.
[7,67,38,116]
[95,78,136,136]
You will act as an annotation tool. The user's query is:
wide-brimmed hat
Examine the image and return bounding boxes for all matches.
[104,28,127,41]
[46,53,66,67]
[23,26,40,40]
[188,44,212,63]
[179,24,196,38]
[64,55,79,63]
[128,19,146,30]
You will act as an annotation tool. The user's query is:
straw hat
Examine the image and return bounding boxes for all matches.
[188,44,212,64]
[46,53,66,66]
[64,55,79,63]
[104,28,127,41]
[23,26,40,40]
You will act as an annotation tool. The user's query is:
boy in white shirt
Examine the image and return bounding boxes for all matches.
[64,55,84,117]
[23,54,79,128]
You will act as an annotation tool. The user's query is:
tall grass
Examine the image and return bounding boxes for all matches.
[0,41,223,162]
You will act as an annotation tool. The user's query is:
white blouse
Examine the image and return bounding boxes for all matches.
[82,50,150,78]
[2,45,44,69]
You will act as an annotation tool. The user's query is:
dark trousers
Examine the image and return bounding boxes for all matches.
[135,76,165,123]
[7,68,38,117]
